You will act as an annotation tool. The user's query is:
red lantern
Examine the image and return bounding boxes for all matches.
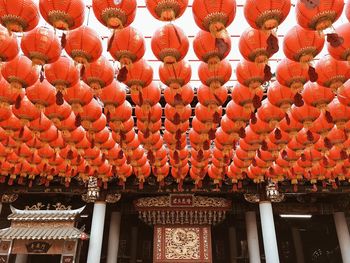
[130,82,161,109]
[257,100,285,128]
[65,26,103,64]
[79,99,102,130]
[123,59,153,92]
[0,0,39,32]
[29,113,52,134]
[244,0,291,30]
[39,0,85,30]
[220,115,240,136]
[192,0,236,38]
[99,80,126,113]
[165,104,191,123]
[309,112,334,137]
[86,114,106,138]
[136,103,162,123]
[193,30,231,66]
[44,102,72,128]
[109,101,133,125]
[198,60,232,90]
[0,26,19,62]
[151,24,189,64]
[338,80,350,106]
[327,23,350,63]
[296,128,320,148]
[0,114,23,134]
[164,84,194,107]
[58,112,76,135]
[316,56,350,91]
[232,83,263,112]
[12,96,40,125]
[39,124,59,144]
[26,80,56,110]
[92,0,137,29]
[275,58,310,93]
[295,0,344,31]
[0,78,24,109]
[279,114,303,137]
[250,116,273,139]
[64,82,93,113]
[195,103,222,124]
[146,0,188,21]
[0,105,11,122]
[267,82,294,112]
[283,25,325,63]
[63,126,84,145]
[291,104,321,127]
[226,101,251,127]
[21,26,61,66]
[1,55,39,92]
[328,98,350,128]
[159,60,191,89]
[82,56,114,94]
[327,126,347,147]
[44,57,80,94]
[197,85,227,107]
[239,27,275,64]
[236,60,265,91]
[192,117,210,134]
[109,26,145,66]
[302,82,334,110]
[111,118,134,137]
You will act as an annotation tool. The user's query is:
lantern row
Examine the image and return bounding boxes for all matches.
[0,0,349,191]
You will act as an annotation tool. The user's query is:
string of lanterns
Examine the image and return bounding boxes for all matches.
[0,0,348,192]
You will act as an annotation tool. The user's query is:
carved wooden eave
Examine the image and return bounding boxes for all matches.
[134,195,231,225]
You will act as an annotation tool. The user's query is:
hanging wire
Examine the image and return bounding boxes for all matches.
[86,5,91,26]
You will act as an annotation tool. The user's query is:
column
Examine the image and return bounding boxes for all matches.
[0,203,2,216]
[228,227,238,263]
[87,201,106,263]
[259,201,279,263]
[15,254,27,263]
[245,211,261,263]
[291,228,304,263]
[130,226,138,263]
[107,212,121,263]
[334,212,350,263]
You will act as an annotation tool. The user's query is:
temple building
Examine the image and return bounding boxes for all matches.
[0,0,350,262]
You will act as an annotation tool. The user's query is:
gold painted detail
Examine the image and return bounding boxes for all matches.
[135,195,230,208]
[164,228,200,260]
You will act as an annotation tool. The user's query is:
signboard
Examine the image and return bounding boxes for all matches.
[26,241,52,253]
[170,195,193,207]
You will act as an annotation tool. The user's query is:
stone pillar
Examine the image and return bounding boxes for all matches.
[259,201,279,263]
[87,201,106,263]
[107,212,121,263]
[130,226,138,263]
[245,211,261,263]
[228,227,238,263]
[292,228,304,263]
[334,212,350,263]
[15,254,27,263]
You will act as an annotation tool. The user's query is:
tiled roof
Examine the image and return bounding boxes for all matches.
[0,226,87,240]
[8,206,85,222]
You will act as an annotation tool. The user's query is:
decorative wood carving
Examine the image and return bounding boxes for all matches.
[154,226,212,263]
[135,195,231,225]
